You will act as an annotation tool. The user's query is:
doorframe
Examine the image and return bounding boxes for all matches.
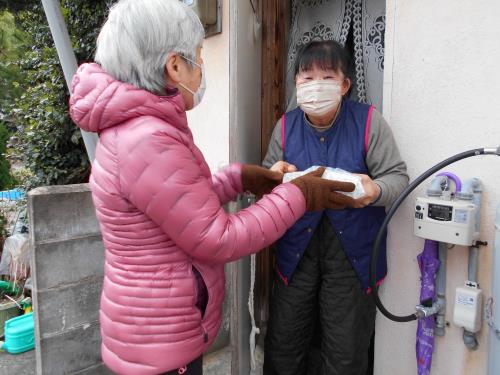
[258,0,291,329]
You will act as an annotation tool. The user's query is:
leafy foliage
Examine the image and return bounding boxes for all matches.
[0,122,16,189]
[0,10,27,111]
[0,10,26,190]
[4,1,115,189]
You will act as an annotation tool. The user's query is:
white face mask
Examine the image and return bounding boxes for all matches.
[296,80,342,116]
[178,56,206,108]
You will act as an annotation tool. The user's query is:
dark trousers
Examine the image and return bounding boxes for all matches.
[264,216,376,375]
[161,356,203,375]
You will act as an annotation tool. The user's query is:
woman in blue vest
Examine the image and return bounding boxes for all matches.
[262,40,409,375]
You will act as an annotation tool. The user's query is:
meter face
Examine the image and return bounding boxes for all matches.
[428,203,453,221]
[181,0,195,5]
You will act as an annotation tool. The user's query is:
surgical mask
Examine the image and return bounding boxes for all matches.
[178,56,206,108]
[296,80,342,116]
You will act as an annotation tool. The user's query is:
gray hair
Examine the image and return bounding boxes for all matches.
[95,0,205,94]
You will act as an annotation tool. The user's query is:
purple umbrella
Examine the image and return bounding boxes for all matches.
[416,240,440,375]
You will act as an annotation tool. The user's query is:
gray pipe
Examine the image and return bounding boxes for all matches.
[435,242,447,336]
[458,178,482,283]
[488,204,500,375]
[483,146,500,155]
[458,178,482,350]
[463,330,478,351]
[462,246,480,350]
[456,177,481,202]
[468,247,479,284]
[415,299,444,319]
[41,0,98,162]
[427,176,449,197]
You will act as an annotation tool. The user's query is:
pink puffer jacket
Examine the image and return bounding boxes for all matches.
[69,63,306,375]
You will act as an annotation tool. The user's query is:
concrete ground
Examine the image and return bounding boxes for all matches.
[0,348,36,375]
[204,345,263,375]
[204,346,232,375]
[0,346,234,375]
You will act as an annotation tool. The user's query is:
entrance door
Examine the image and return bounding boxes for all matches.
[259,1,386,374]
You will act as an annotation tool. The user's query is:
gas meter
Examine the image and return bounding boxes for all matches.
[180,0,221,37]
[414,195,479,246]
[369,146,500,331]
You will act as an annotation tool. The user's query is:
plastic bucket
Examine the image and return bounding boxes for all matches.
[2,312,34,354]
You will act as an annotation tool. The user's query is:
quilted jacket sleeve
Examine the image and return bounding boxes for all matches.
[119,130,306,264]
[211,164,243,205]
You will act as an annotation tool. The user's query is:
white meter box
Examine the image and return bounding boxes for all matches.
[453,282,483,333]
[413,196,478,246]
[180,0,221,37]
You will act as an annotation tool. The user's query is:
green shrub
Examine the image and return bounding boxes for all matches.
[0,122,16,190]
[0,10,26,110]
[4,1,115,190]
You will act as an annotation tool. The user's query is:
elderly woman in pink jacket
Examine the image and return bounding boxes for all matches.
[69,1,355,374]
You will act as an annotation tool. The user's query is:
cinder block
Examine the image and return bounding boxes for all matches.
[28,183,233,374]
[39,322,102,375]
[29,184,101,243]
[37,279,102,336]
[34,236,104,290]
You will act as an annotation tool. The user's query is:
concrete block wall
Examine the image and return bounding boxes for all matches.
[29,184,110,375]
[29,184,230,374]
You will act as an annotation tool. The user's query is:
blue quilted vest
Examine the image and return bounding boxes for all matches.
[277,99,387,289]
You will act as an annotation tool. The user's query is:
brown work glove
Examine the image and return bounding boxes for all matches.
[241,164,283,196]
[290,167,356,211]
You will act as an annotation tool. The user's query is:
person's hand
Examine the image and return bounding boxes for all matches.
[352,174,381,208]
[290,167,356,211]
[241,164,283,196]
[270,161,298,173]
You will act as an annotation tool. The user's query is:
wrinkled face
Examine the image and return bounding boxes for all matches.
[165,46,203,110]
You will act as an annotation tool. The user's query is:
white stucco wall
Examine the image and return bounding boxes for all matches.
[187,0,230,171]
[376,1,500,375]
[185,2,262,372]
[227,0,262,372]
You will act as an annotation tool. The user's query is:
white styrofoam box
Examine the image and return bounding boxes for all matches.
[283,166,366,199]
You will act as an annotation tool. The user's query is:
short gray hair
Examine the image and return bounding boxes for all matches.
[95,0,205,94]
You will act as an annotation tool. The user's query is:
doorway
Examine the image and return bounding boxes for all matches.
[259,1,386,373]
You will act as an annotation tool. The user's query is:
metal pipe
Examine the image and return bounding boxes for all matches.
[483,146,500,155]
[463,330,478,351]
[463,245,480,350]
[436,172,462,193]
[415,299,444,319]
[468,247,479,284]
[458,178,482,350]
[41,0,98,162]
[426,175,448,197]
[456,177,481,202]
[435,242,447,336]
